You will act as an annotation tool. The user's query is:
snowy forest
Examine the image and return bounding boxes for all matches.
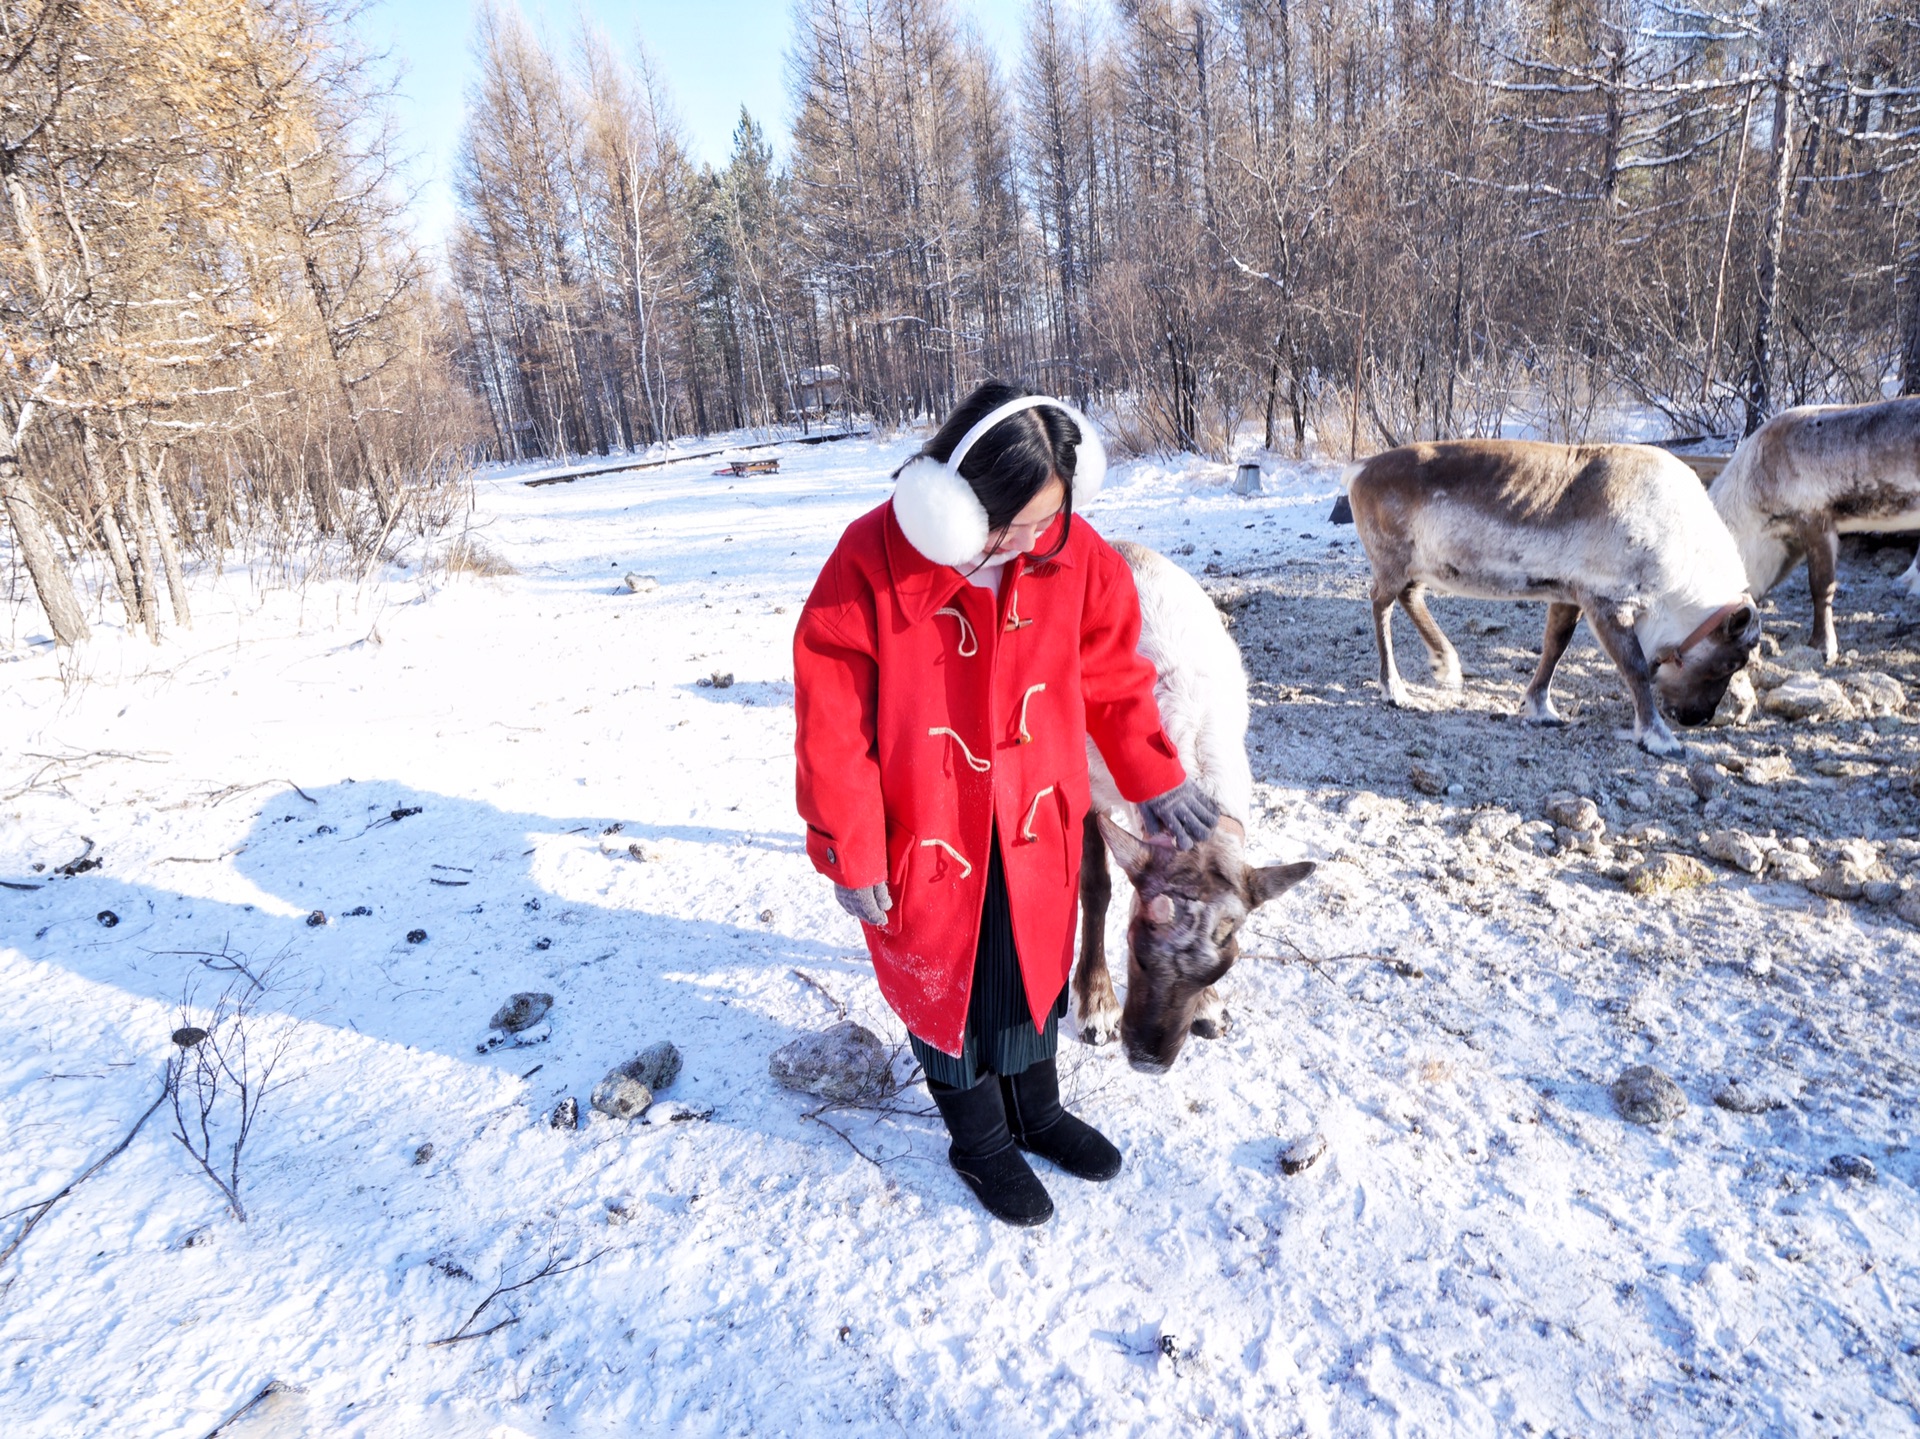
[6,0,1920,656]
[450,0,1920,459]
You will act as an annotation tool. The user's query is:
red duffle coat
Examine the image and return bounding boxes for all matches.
[793,501,1185,1056]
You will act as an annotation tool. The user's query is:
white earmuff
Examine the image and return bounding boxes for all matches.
[891,395,1107,566]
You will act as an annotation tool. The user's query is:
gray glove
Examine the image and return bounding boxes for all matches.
[1139,781,1221,850]
[833,881,892,926]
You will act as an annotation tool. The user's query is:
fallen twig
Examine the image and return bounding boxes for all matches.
[790,968,849,1021]
[428,1245,609,1347]
[0,1075,167,1269]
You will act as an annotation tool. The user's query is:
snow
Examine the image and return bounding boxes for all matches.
[3,438,1918,1436]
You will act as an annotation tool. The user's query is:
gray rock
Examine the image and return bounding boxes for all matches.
[1828,1153,1878,1183]
[1807,860,1878,902]
[623,573,658,593]
[1685,761,1723,801]
[769,1021,895,1104]
[1712,1079,1786,1114]
[550,1096,579,1130]
[1762,673,1853,722]
[625,1041,682,1093]
[1625,852,1712,897]
[1766,849,1823,885]
[490,992,553,1034]
[1544,792,1603,833]
[1278,1131,1327,1175]
[591,1070,653,1121]
[1621,788,1653,812]
[1511,820,1557,855]
[1841,671,1905,717]
[1702,829,1766,875]
[412,1142,435,1165]
[1612,1064,1687,1125]
[1409,763,1448,796]
[1862,879,1902,907]
[1709,670,1758,727]
[1738,753,1795,786]
[1895,888,1920,930]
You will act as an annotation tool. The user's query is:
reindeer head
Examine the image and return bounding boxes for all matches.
[1654,599,1761,727]
[1096,813,1313,1074]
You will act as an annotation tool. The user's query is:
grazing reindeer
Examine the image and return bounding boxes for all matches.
[1708,397,1920,663]
[1078,542,1314,1074]
[1348,440,1761,758]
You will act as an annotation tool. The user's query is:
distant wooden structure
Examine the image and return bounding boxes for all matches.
[713,458,781,477]
[794,365,844,416]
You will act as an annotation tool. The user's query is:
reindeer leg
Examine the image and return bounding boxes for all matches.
[1521,602,1581,726]
[1371,580,1413,708]
[1189,984,1230,1040]
[1802,518,1840,664]
[1399,583,1462,691]
[1896,548,1920,599]
[1073,810,1121,1046]
[1583,598,1684,758]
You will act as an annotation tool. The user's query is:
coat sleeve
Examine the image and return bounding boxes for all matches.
[1079,543,1187,803]
[793,549,888,888]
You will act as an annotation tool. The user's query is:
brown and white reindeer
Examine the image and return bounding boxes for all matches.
[1708,397,1920,664]
[1078,541,1314,1074]
[1347,440,1761,758]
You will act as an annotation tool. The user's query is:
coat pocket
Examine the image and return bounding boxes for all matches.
[882,825,917,932]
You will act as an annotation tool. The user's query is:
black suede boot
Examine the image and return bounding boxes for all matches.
[929,1076,1054,1227]
[1001,1058,1123,1181]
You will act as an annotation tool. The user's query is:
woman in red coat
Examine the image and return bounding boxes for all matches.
[793,381,1220,1225]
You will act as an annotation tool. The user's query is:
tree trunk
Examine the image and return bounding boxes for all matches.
[1744,35,1795,436]
[0,446,89,647]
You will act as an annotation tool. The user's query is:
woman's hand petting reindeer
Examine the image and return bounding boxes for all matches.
[1139,781,1222,849]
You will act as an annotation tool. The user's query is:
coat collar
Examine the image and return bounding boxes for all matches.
[883,502,1076,626]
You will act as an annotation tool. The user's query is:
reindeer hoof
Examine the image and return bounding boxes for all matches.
[1635,729,1687,759]
[1383,683,1413,709]
[1521,709,1567,728]
[1077,1005,1121,1047]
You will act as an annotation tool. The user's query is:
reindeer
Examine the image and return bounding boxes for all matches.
[1347,440,1761,757]
[1707,397,1920,664]
[1077,541,1314,1074]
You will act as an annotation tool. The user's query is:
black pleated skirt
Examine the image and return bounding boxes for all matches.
[909,826,1066,1090]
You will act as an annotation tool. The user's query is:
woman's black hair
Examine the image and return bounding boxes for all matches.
[918,379,1079,564]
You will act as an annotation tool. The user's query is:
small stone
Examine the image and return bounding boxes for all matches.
[624,1041,682,1093]
[1840,671,1905,717]
[1738,754,1794,786]
[1621,820,1671,846]
[97,910,119,928]
[533,936,552,951]
[1709,670,1758,727]
[550,1096,579,1130]
[1625,852,1713,897]
[1828,1153,1878,1183]
[1702,829,1766,875]
[413,1142,434,1165]
[1766,849,1823,885]
[1712,1079,1785,1114]
[1409,763,1448,796]
[1469,810,1519,843]
[1279,1131,1327,1175]
[769,1021,895,1103]
[1894,889,1920,930]
[305,910,327,927]
[490,992,554,1034]
[1807,860,1885,902]
[1621,788,1653,812]
[591,1070,653,1121]
[345,905,371,917]
[407,928,428,944]
[1762,673,1853,722]
[171,1026,208,1048]
[1543,793,1603,833]
[1685,761,1723,801]
[1612,1064,1687,1125]
[708,671,734,689]
[623,573,658,593]
[1863,879,1901,906]
[758,908,775,923]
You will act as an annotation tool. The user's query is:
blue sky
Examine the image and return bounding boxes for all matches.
[361,0,1034,255]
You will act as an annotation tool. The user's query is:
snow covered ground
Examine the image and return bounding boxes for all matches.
[2,435,1917,1437]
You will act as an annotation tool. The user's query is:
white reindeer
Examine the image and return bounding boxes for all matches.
[1079,541,1313,1073]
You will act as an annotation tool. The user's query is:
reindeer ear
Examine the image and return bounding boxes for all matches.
[1719,603,1758,648]
[1094,812,1155,880]
[1248,861,1314,909]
